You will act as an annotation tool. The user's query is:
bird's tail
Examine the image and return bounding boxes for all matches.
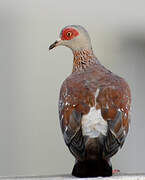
[72,159,112,178]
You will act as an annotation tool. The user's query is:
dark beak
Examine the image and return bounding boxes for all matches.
[49,41,58,50]
[49,40,61,50]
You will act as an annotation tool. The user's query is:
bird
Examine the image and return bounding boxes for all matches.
[49,25,131,178]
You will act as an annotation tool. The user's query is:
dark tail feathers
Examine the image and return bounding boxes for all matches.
[72,159,112,178]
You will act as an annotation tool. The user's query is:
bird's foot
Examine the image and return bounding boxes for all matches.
[112,169,120,175]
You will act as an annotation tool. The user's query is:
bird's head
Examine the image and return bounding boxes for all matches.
[49,25,92,52]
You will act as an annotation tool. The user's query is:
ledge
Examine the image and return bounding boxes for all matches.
[0,174,145,180]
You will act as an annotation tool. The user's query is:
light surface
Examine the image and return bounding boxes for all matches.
[0,174,145,180]
[0,0,145,176]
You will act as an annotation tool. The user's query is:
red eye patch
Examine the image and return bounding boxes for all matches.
[61,28,79,40]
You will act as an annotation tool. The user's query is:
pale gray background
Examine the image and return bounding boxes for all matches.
[0,0,145,177]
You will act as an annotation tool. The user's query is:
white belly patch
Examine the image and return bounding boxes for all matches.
[81,107,108,138]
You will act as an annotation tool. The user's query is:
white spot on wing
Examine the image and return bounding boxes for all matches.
[61,115,64,121]
[118,109,122,112]
[106,104,109,109]
[65,126,68,132]
[124,113,127,118]
[65,102,70,106]
[95,88,100,100]
[81,107,108,138]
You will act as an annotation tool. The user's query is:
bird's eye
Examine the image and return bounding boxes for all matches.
[66,32,72,37]
[61,28,79,40]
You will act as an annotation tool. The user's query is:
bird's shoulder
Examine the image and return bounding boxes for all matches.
[59,65,130,105]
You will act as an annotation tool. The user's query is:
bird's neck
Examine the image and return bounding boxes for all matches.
[72,48,99,73]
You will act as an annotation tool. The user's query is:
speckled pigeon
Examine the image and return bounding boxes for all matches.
[49,25,131,178]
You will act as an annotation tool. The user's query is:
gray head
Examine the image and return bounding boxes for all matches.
[49,25,92,51]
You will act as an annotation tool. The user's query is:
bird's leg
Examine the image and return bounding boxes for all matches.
[107,159,120,175]
[112,169,120,175]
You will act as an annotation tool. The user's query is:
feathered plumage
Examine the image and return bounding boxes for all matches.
[49,25,131,178]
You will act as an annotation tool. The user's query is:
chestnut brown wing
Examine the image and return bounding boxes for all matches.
[97,84,131,159]
[58,81,88,161]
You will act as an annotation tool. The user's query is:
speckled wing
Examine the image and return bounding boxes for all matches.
[58,80,87,161]
[96,81,131,159]
[58,70,131,160]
